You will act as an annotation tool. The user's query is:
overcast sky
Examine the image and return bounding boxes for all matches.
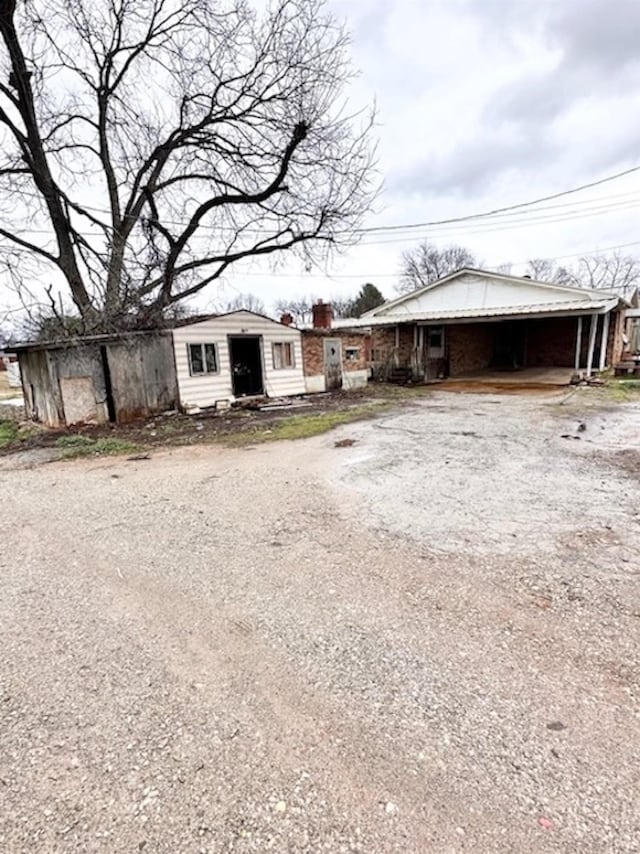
[2,0,639,321]
[221,0,640,311]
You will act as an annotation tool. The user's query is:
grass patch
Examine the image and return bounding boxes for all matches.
[0,420,19,448]
[222,403,391,446]
[55,434,138,458]
[603,380,640,403]
[0,420,37,448]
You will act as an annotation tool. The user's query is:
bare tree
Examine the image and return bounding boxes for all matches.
[328,296,354,318]
[397,241,478,294]
[0,0,376,334]
[574,252,640,299]
[524,258,575,285]
[524,252,640,298]
[273,294,317,324]
[222,292,266,315]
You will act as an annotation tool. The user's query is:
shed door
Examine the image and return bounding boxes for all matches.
[323,338,342,390]
[59,376,99,425]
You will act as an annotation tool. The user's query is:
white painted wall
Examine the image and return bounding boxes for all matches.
[343,370,368,390]
[172,312,306,409]
[377,273,595,317]
[305,369,368,393]
[305,374,326,394]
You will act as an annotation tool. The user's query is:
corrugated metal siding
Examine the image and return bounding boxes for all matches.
[172,312,306,408]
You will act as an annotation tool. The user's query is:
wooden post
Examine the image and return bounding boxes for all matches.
[394,324,400,367]
[586,313,598,377]
[574,316,583,371]
[599,311,611,371]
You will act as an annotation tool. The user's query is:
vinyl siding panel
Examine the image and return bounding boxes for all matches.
[172,312,306,409]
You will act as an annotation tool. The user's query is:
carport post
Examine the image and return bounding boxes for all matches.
[574,316,583,371]
[585,313,598,377]
[598,311,610,371]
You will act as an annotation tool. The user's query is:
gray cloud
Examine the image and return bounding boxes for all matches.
[392,130,559,197]
[487,0,640,126]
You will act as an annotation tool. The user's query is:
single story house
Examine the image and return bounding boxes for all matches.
[14,331,177,427]
[351,268,629,381]
[172,305,370,410]
[172,310,307,410]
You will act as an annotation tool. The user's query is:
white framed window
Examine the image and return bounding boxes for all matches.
[188,342,218,375]
[345,347,360,361]
[272,341,295,369]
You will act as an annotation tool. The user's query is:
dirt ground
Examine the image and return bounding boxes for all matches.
[1,389,639,853]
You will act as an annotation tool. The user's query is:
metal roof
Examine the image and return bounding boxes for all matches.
[333,298,619,328]
[361,267,623,319]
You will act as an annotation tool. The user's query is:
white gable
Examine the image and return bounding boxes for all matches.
[370,270,612,318]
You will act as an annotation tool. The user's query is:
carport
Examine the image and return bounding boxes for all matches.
[355,268,628,383]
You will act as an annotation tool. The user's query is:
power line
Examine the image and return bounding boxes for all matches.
[357,164,640,234]
[228,240,640,279]
[357,199,640,246]
[8,193,640,242]
[3,164,640,238]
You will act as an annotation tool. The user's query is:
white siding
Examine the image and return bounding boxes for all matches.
[343,370,368,390]
[305,374,326,393]
[377,273,597,317]
[173,311,306,409]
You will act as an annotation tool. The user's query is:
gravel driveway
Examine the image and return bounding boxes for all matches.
[1,390,639,853]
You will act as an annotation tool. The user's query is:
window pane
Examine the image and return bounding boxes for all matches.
[204,343,217,373]
[273,342,294,369]
[273,343,283,369]
[188,343,204,374]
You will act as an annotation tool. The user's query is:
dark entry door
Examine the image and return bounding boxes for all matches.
[323,338,343,390]
[492,322,526,370]
[229,336,264,397]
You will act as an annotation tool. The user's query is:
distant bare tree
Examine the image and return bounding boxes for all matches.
[575,252,640,299]
[330,296,355,318]
[524,252,640,298]
[0,0,377,334]
[397,241,478,294]
[525,258,575,285]
[495,262,513,275]
[273,295,317,325]
[222,292,266,315]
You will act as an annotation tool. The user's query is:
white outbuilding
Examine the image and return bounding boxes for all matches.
[172,310,306,410]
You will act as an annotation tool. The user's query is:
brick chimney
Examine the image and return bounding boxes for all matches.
[312,299,333,329]
[280,312,294,326]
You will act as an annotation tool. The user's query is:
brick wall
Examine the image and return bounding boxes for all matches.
[526,317,580,367]
[301,330,369,376]
[370,324,416,368]
[527,314,623,369]
[367,315,623,378]
[370,327,396,362]
[447,323,494,375]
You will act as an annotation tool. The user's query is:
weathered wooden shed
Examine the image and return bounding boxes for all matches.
[15,331,177,427]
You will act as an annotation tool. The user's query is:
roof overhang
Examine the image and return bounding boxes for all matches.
[339,298,620,328]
